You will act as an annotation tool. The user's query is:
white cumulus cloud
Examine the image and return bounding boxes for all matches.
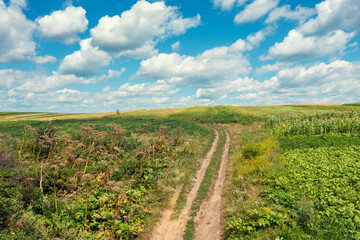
[32,55,56,64]
[59,38,112,77]
[266,5,315,24]
[0,0,36,62]
[299,0,360,36]
[171,41,180,51]
[264,29,355,61]
[15,71,98,92]
[118,80,178,96]
[116,42,158,59]
[234,0,279,24]
[0,69,27,88]
[137,39,251,87]
[90,0,200,57]
[276,60,360,90]
[196,88,227,100]
[246,25,275,47]
[36,6,88,44]
[212,0,237,11]
[194,76,278,101]
[212,0,248,11]
[48,88,82,103]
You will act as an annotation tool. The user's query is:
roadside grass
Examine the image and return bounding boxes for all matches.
[223,124,282,240]
[183,126,226,240]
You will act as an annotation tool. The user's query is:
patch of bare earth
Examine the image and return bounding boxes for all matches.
[151,128,219,240]
[194,129,230,240]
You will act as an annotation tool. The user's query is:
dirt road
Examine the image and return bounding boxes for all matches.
[194,129,230,240]
[151,128,219,240]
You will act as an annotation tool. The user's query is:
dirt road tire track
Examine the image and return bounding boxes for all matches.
[151,128,219,240]
[194,128,230,240]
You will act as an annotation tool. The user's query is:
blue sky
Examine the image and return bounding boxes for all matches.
[1,0,360,112]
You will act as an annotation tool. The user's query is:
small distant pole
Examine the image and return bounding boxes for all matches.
[116,109,120,115]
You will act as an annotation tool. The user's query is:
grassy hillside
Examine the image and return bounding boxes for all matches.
[0,106,261,137]
[164,106,260,124]
[107,106,261,124]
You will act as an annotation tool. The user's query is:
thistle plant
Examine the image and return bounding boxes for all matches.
[81,173,94,231]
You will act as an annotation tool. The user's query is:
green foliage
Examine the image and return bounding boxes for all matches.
[0,173,23,229]
[279,134,360,151]
[343,103,360,107]
[260,146,360,239]
[35,121,57,139]
[234,137,277,176]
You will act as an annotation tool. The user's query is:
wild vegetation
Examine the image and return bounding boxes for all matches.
[0,117,210,239]
[1,103,360,239]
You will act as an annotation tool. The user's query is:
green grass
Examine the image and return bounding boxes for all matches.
[184,219,195,240]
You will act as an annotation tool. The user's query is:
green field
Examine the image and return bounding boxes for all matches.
[1,104,360,239]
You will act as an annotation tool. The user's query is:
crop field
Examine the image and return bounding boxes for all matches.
[1,104,360,239]
[224,104,360,239]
